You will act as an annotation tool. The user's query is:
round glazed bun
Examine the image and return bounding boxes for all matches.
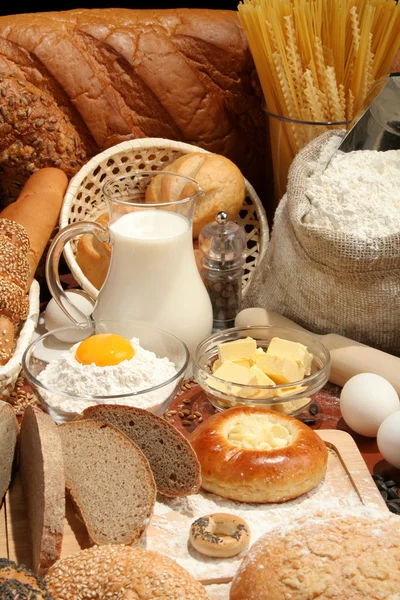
[230,512,400,600]
[75,212,111,290]
[45,544,209,600]
[145,152,246,238]
[0,557,53,599]
[188,406,328,503]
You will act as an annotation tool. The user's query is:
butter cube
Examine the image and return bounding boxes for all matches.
[266,337,313,376]
[249,365,277,399]
[256,353,304,384]
[208,360,258,398]
[217,337,257,364]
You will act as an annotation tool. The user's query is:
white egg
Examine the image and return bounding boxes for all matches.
[44,290,95,343]
[339,373,400,437]
[377,411,400,469]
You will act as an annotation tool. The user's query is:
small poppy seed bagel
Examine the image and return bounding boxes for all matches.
[189,406,328,503]
[0,558,53,599]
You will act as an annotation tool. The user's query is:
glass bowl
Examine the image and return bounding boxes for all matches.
[193,325,331,416]
[22,319,189,424]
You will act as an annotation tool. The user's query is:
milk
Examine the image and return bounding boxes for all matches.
[92,210,213,357]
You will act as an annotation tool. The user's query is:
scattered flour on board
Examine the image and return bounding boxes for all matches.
[143,447,388,582]
[303,135,400,239]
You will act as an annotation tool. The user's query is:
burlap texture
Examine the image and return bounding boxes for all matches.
[244,131,400,356]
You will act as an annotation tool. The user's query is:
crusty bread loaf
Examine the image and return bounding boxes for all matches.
[58,419,157,545]
[45,544,209,600]
[189,406,328,503]
[19,405,65,577]
[0,557,53,600]
[80,404,201,497]
[145,152,246,238]
[0,401,18,506]
[0,8,267,206]
[230,512,400,600]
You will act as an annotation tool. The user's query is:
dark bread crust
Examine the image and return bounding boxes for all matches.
[0,8,267,205]
[189,406,328,503]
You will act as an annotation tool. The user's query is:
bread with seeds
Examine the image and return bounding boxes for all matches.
[58,419,157,545]
[45,544,209,600]
[0,557,54,600]
[19,405,65,578]
[0,400,18,506]
[80,404,201,497]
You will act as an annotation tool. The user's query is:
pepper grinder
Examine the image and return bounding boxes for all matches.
[199,211,247,331]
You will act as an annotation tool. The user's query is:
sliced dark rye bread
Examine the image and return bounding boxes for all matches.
[19,406,65,578]
[80,405,201,497]
[0,401,18,506]
[58,420,156,546]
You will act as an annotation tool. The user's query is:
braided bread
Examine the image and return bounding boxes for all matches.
[0,217,30,365]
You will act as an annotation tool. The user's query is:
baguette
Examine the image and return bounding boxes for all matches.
[1,167,68,288]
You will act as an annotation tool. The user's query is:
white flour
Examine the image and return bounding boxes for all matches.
[37,337,177,417]
[303,137,400,239]
[144,447,387,582]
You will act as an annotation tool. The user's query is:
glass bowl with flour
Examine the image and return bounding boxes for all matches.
[22,319,189,423]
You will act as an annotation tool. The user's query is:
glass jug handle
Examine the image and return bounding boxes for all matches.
[45,221,110,328]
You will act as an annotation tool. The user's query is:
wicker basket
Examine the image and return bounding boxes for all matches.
[60,138,269,300]
[0,279,40,397]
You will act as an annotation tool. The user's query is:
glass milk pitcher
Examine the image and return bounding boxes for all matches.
[46,171,214,357]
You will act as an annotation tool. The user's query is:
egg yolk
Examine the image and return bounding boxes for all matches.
[75,333,135,367]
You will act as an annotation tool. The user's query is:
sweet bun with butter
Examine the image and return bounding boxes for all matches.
[188,406,328,503]
[145,152,246,238]
[75,212,111,290]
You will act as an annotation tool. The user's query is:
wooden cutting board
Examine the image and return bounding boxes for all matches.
[0,429,387,586]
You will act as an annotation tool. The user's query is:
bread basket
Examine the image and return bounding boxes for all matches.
[0,279,40,397]
[60,138,269,300]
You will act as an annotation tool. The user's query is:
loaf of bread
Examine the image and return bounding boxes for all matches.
[80,404,201,497]
[145,152,246,237]
[0,8,267,206]
[58,419,157,546]
[45,544,209,600]
[0,557,53,600]
[189,406,328,503]
[0,167,67,364]
[19,405,65,577]
[0,401,18,506]
[230,512,400,600]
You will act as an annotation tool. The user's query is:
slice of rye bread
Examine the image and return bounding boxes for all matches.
[58,419,156,546]
[19,406,65,577]
[0,401,18,506]
[80,404,201,497]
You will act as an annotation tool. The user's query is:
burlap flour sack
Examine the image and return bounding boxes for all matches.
[244,131,400,356]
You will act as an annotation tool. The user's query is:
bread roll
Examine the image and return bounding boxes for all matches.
[0,557,53,600]
[75,212,111,290]
[45,544,209,600]
[145,152,246,238]
[189,406,328,503]
[230,512,400,600]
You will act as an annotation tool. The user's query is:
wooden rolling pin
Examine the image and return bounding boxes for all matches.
[235,307,400,396]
